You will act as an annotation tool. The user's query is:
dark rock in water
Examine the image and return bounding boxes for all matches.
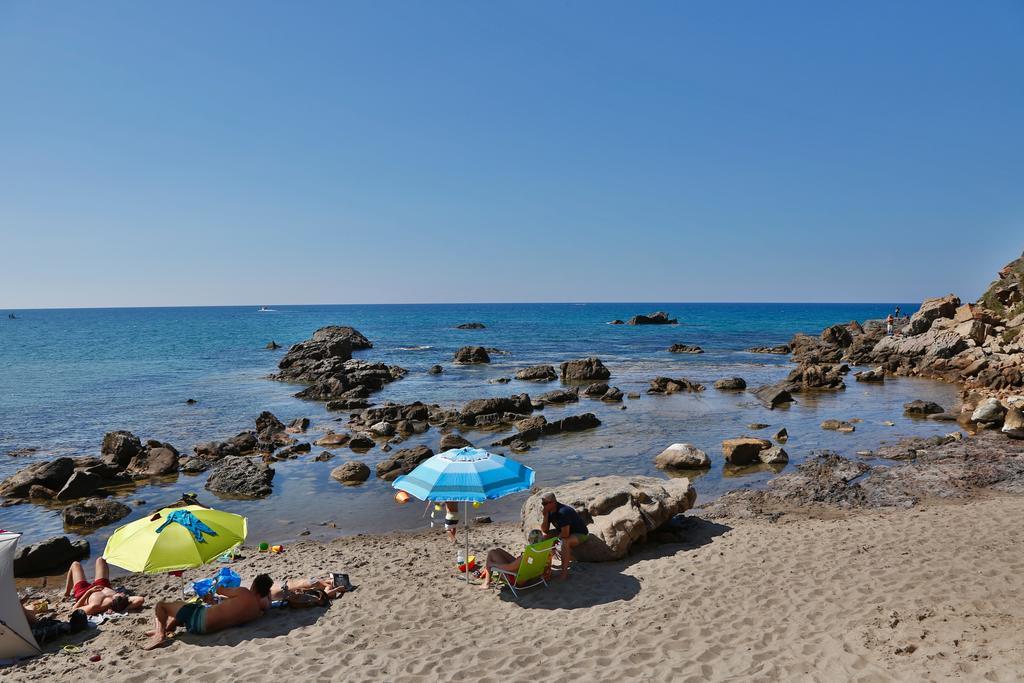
[428,365,443,375]
[854,368,885,382]
[455,322,486,329]
[439,433,473,451]
[228,431,258,455]
[54,470,103,500]
[489,377,511,384]
[326,397,371,411]
[601,386,624,402]
[748,423,769,430]
[821,420,855,433]
[745,345,790,355]
[785,363,846,391]
[101,431,143,469]
[608,319,625,325]
[758,446,789,464]
[286,418,310,434]
[193,440,239,460]
[185,398,198,404]
[62,498,131,529]
[6,447,39,457]
[627,392,641,399]
[559,357,611,382]
[315,431,350,447]
[514,365,557,382]
[179,457,210,474]
[205,457,274,497]
[654,443,711,470]
[13,536,90,577]
[273,442,311,459]
[256,411,287,440]
[904,400,944,416]
[721,438,772,465]
[126,444,180,478]
[453,346,490,364]
[627,311,678,325]
[538,388,579,404]
[492,412,601,448]
[376,445,434,481]
[648,377,705,394]
[348,433,375,450]
[265,341,281,349]
[550,413,601,433]
[314,450,335,462]
[583,382,609,397]
[331,461,371,484]
[0,457,75,498]
[27,485,55,499]
[773,427,789,443]
[751,384,794,409]
[714,377,746,391]
[460,394,533,426]
[668,344,703,354]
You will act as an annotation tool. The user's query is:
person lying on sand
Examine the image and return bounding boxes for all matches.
[142,574,272,650]
[268,573,354,606]
[65,558,145,616]
[478,530,548,589]
[540,492,590,580]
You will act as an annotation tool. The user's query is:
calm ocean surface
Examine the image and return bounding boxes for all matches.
[0,303,961,558]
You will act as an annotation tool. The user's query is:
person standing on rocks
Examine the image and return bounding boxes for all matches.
[539,492,589,580]
[886,314,895,336]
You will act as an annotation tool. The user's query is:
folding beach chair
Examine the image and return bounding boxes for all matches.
[492,538,557,598]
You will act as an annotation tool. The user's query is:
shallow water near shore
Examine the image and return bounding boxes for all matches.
[0,303,961,562]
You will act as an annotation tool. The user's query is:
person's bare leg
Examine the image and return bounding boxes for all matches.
[480,559,520,589]
[94,557,109,581]
[143,601,186,650]
[65,561,86,597]
[559,537,580,580]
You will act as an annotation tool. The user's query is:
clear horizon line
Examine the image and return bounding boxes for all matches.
[1,299,934,312]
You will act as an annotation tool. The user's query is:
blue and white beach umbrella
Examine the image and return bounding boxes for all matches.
[391,447,535,503]
[392,447,535,584]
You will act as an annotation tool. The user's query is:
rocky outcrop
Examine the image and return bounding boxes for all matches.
[654,443,711,469]
[821,420,855,433]
[854,368,885,382]
[784,363,846,392]
[13,536,89,577]
[428,364,443,374]
[125,442,179,477]
[721,438,772,465]
[746,345,790,355]
[714,377,746,391]
[376,445,433,481]
[648,377,705,394]
[0,458,75,497]
[559,357,611,382]
[455,322,486,329]
[668,344,703,354]
[205,457,274,497]
[315,431,351,447]
[600,386,624,402]
[908,295,960,335]
[101,431,143,469]
[272,326,405,403]
[514,365,557,382]
[520,476,697,561]
[62,498,132,529]
[538,388,579,404]
[439,433,473,451]
[331,461,371,485]
[265,340,281,349]
[627,311,678,325]
[255,412,295,450]
[453,346,490,364]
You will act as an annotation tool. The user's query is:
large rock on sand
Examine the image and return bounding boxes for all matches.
[205,457,275,497]
[13,536,89,577]
[654,444,710,470]
[520,476,697,561]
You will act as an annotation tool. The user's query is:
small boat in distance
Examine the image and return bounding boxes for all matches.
[258,306,274,312]
[7,313,15,319]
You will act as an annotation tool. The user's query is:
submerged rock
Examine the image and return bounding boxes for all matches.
[751,384,794,409]
[746,344,790,355]
[515,365,557,382]
[627,311,678,325]
[376,445,434,481]
[904,400,944,416]
[721,438,772,465]
[205,457,274,498]
[714,377,746,391]
[668,343,703,354]
[455,322,486,329]
[648,377,705,394]
[62,498,132,529]
[559,357,611,382]
[453,346,490,364]
[331,461,371,485]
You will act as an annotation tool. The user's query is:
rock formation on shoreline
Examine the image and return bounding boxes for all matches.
[626,311,678,325]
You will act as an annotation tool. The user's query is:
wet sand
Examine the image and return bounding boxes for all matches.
[9,493,1024,682]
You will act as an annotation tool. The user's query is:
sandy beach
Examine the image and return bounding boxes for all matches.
[9,490,1024,682]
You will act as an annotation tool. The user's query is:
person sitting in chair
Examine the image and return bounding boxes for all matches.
[478,530,548,589]
[540,492,589,580]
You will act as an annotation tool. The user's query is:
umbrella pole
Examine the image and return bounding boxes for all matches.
[464,500,470,588]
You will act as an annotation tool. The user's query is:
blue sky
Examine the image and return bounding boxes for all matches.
[1,1,1021,308]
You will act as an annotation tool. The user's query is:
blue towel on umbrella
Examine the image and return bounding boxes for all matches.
[155,509,218,542]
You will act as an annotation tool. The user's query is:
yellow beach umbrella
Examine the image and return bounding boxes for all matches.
[102,504,247,574]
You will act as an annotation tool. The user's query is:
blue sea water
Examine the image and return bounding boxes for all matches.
[0,303,961,559]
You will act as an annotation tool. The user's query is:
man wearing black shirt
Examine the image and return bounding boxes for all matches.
[540,492,589,580]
